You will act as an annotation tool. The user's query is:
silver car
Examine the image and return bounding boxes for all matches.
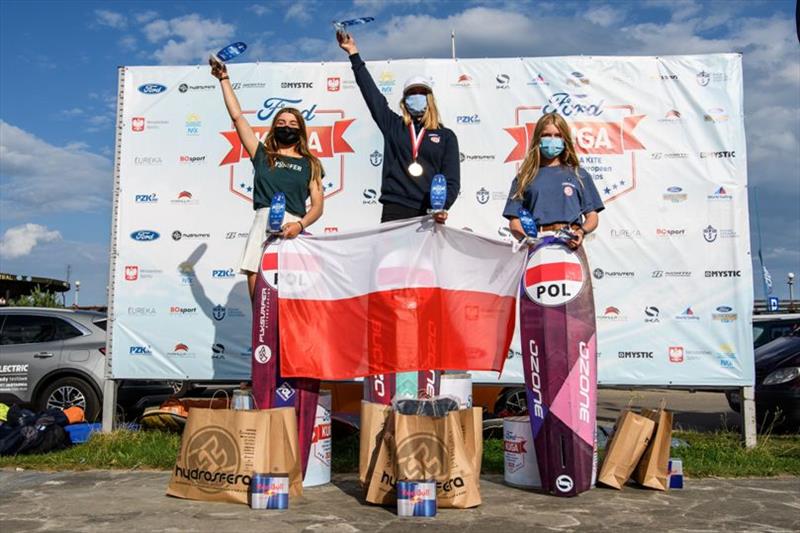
[0,307,107,420]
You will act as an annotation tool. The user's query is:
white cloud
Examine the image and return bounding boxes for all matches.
[119,35,137,51]
[285,2,313,22]
[0,121,112,218]
[0,224,62,259]
[135,10,158,23]
[584,5,625,27]
[94,9,127,29]
[142,14,235,64]
[60,107,84,117]
[247,4,269,17]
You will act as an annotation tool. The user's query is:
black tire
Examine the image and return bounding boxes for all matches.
[38,376,101,422]
[493,387,528,416]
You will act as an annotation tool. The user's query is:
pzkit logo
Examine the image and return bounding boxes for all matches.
[362,188,378,205]
[138,83,167,95]
[663,186,687,203]
[180,426,241,494]
[699,151,735,159]
[504,92,644,203]
[185,113,202,135]
[496,73,510,89]
[456,114,480,125]
[712,306,737,323]
[178,83,215,93]
[212,268,236,279]
[656,228,686,237]
[129,345,153,355]
[696,70,729,87]
[179,155,206,164]
[592,268,634,280]
[281,81,313,89]
[707,186,733,201]
[598,306,627,321]
[169,306,197,316]
[396,434,447,478]
[220,97,354,202]
[675,306,700,321]
[644,306,660,323]
[705,270,741,278]
[134,155,163,166]
[369,150,383,167]
[668,346,685,363]
[171,191,198,205]
[135,193,158,204]
[475,187,490,205]
[618,351,654,359]
[172,230,210,241]
[130,230,159,242]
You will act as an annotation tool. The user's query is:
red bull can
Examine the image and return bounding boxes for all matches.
[396,480,436,517]
[249,473,289,510]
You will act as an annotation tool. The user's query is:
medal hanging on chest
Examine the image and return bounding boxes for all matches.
[407,123,426,177]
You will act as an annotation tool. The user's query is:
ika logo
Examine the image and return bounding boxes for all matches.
[699,151,735,159]
[138,83,167,94]
[644,306,660,323]
[555,475,575,493]
[185,113,202,135]
[676,307,700,321]
[524,245,585,306]
[135,193,158,203]
[362,188,378,205]
[131,230,159,241]
[327,77,341,91]
[703,225,718,242]
[132,117,145,132]
[496,73,510,89]
[705,270,741,277]
[212,268,235,278]
[281,81,313,89]
[211,343,225,359]
[669,346,685,363]
[377,71,396,94]
[179,155,206,164]
[370,150,383,166]
[618,351,654,359]
[124,265,139,281]
[708,186,733,200]
[129,345,153,355]
[663,186,687,202]
[476,187,490,204]
[456,114,480,125]
[713,306,737,323]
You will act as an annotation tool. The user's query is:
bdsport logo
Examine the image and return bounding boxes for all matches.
[523,245,586,306]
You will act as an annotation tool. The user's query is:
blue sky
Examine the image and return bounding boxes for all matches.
[0,0,798,305]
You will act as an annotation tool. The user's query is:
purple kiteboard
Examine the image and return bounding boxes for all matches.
[519,232,597,497]
[252,235,319,477]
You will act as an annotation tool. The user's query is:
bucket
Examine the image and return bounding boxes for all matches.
[303,390,332,487]
[503,416,541,489]
[438,373,472,408]
[397,480,437,517]
[249,473,289,510]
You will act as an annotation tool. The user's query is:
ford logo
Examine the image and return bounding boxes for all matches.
[138,84,167,95]
[131,230,160,241]
[716,306,733,312]
[667,186,683,193]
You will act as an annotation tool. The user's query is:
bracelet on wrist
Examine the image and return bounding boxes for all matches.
[219,76,229,81]
[297,221,305,232]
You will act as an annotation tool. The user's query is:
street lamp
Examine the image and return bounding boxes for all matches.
[789,273,795,312]
[74,280,81,308]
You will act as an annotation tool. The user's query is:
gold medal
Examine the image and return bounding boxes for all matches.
[408,161,423,176]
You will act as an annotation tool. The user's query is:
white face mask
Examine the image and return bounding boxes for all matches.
[404,94,428,116]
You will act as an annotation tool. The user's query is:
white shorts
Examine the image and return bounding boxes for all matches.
[239,208,301,274]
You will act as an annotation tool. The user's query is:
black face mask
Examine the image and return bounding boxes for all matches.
[273,126,301,146]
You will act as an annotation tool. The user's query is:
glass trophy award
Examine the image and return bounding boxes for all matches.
[268,192,286,235]
[427,174,447,214]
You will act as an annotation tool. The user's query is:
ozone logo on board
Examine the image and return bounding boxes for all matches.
[524,245,585,306]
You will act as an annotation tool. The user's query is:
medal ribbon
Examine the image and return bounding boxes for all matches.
[408,123,426,163]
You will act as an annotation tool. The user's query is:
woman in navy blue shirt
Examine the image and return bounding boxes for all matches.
[503,112,604,247]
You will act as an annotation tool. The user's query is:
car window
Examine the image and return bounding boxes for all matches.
[752,325,765,346]
[53,318,83,340]
[0,315,82,345]
[93,318,107,331]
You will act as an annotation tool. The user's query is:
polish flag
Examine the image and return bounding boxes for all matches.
[277,218,527,380]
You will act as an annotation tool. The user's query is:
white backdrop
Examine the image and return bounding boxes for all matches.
[109,53,753,386]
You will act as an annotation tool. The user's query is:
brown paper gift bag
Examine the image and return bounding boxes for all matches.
[364,407,483,508]
[598,410,656,490]
[166,406,303,504]
[359,400,392,485]
[633,407,673,490]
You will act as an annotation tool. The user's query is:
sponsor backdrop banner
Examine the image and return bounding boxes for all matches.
[111,53,752,386]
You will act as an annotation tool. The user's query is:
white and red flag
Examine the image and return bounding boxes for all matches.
[277,218,527,380]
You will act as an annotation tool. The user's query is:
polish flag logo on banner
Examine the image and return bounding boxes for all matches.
[276,218,527,380]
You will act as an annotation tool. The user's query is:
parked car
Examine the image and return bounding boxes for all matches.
[753,313,800,349]
[0,307,174,421]
[726,326,800,430]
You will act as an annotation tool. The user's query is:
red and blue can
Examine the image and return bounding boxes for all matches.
[397,480,436,517]
[249,473,289,510]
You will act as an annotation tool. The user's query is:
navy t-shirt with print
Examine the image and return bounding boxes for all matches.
[502,166,605,225]
[251,142,313,217]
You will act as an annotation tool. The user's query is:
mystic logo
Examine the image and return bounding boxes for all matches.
[669,346,685,363]
[362,188,378,205]
[132,117,145,132]
[135,193,158,203]
[618,351,654,359]
[129,345,152,355]
[212,269,235,278]
[524,245,585,306]
[281,81,313,89]
[699,151,735,159]
[276,382,296,402]
[212,305,226,321]
[138,83,167,94]
[327,77,341,91]
[124,265,139,281]
[555,475,575,493]
[676,307,700,321]
[542,92,603,117]
[253,344,272,364]
[644,306,660,323]
[181,426,241,494]
[496,73,510,89]
[130,230,159,241]
[369,150,383,166]
[663,186,687,202]
[456,114,480,124]
[476,187,490,205]
[705,270,741,277]
[703,225,718,242]
[396,434,447,478]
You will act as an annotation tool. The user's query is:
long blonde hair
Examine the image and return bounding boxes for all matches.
[400,93,442,130]
[513,112,581,199]
[263,108,323,186]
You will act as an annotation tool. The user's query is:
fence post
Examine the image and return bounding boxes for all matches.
[741,386,757,448]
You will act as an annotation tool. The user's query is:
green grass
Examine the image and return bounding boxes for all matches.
[1,429,798,478]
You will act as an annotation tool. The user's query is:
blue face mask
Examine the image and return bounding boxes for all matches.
[539,137,565,159]
[404,94,428,116]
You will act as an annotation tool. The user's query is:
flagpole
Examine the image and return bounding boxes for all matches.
[451,30,456,60]
[753,187,771,299]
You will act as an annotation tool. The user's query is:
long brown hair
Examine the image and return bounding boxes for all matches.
[400,93,442,130]
[513,112,581,199]
[262,107,323,186]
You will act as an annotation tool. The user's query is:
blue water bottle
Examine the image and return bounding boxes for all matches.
[268,192,286,234]
[517,207,538,238]
[428,174,447,214]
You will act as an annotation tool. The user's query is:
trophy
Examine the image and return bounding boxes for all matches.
[268,192,286,235]
[215,42,247,62]
[517,207,539,245]
[333,16,375,40]
[427,174,447,215]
